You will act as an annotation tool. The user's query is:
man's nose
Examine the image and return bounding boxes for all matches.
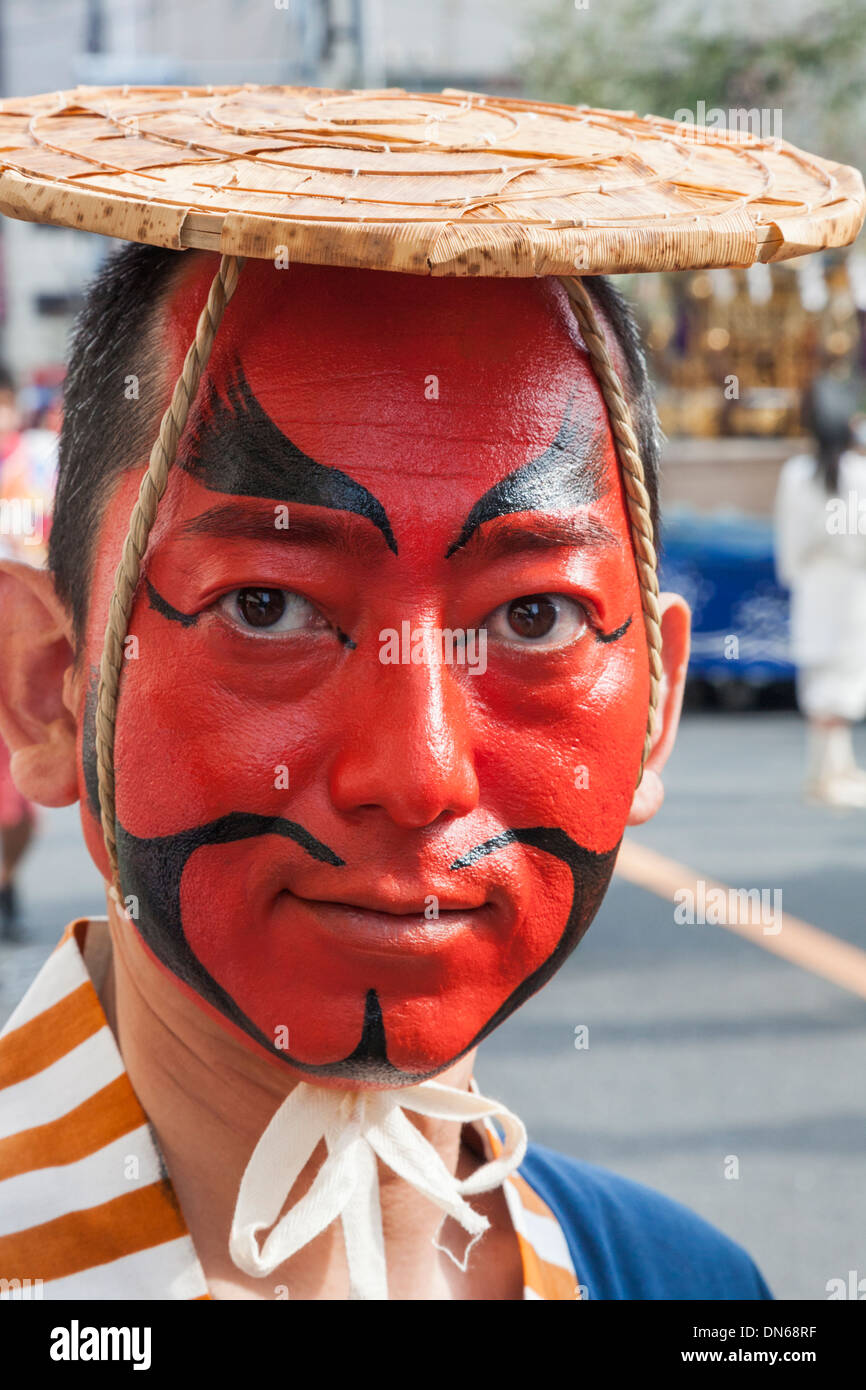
[327,645,480,828]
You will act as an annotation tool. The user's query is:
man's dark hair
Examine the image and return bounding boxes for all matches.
[49,243,662,645]
[50,246,182,645]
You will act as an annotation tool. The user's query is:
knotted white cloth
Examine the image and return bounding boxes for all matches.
[229,1078,527,1300]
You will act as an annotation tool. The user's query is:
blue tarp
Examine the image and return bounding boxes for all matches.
[659,508,794,685]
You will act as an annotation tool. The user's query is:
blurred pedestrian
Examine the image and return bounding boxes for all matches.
[0,367,57,564]
[775,373,866,807]
[0,364,56,935]
[0,740,35,937]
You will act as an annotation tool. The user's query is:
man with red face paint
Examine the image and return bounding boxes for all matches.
[0,248,772,1301]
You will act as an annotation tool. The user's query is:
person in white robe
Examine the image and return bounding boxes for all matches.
[775,374,866,807]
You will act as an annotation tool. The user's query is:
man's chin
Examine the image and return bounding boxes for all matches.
[213,986,494,1086]
[113,814,619,1087]
[151,947,479,1086]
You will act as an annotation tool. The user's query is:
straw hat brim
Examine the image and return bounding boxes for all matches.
[0,84,862,274]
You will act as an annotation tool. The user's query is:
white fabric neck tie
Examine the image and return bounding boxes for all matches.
[229,1079,527,1300]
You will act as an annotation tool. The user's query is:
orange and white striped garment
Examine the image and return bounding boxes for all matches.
[0,918,579,1300]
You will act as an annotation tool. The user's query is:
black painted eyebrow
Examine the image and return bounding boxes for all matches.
[179,365,398,555]
[444,393,609,559]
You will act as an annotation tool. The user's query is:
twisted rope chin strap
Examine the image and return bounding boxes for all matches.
[557,275,663,763]
[95,254,662,1298]
[95,253,245,881]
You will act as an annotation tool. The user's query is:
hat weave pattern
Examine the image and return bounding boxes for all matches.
[0,84,862,274]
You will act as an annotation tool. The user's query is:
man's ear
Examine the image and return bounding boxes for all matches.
[627,591,691,826]
[0,558,80,806]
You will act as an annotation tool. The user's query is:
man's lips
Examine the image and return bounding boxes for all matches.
[295,886,489,913]
[276,888,498,955]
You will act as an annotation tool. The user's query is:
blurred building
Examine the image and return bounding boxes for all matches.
[0,0,538,376]
[5,0,859,514]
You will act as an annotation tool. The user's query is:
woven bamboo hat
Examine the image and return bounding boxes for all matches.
[1,83,861,887]
[0,84,863,273]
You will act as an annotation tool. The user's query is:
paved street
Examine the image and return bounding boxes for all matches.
[1,709,864,1300]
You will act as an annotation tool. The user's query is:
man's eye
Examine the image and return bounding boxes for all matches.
[485,593,589,647]
[217,588,329,635]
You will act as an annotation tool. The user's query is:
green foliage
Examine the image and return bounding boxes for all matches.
[522,0,866,163]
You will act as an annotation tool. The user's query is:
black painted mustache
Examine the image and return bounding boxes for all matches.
[114,810,617,1086]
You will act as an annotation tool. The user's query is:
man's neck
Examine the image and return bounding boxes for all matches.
[100,894,522,1300]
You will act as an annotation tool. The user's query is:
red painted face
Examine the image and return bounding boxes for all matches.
[79,257,648,1086]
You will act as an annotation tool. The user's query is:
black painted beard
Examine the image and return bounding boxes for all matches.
[112,813,617,1086]
[83,677,618,1085]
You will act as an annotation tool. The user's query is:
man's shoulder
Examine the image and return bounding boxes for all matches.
[0,924,122,1155]
[0,925,210,1300]
[519,1143,773,1301]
